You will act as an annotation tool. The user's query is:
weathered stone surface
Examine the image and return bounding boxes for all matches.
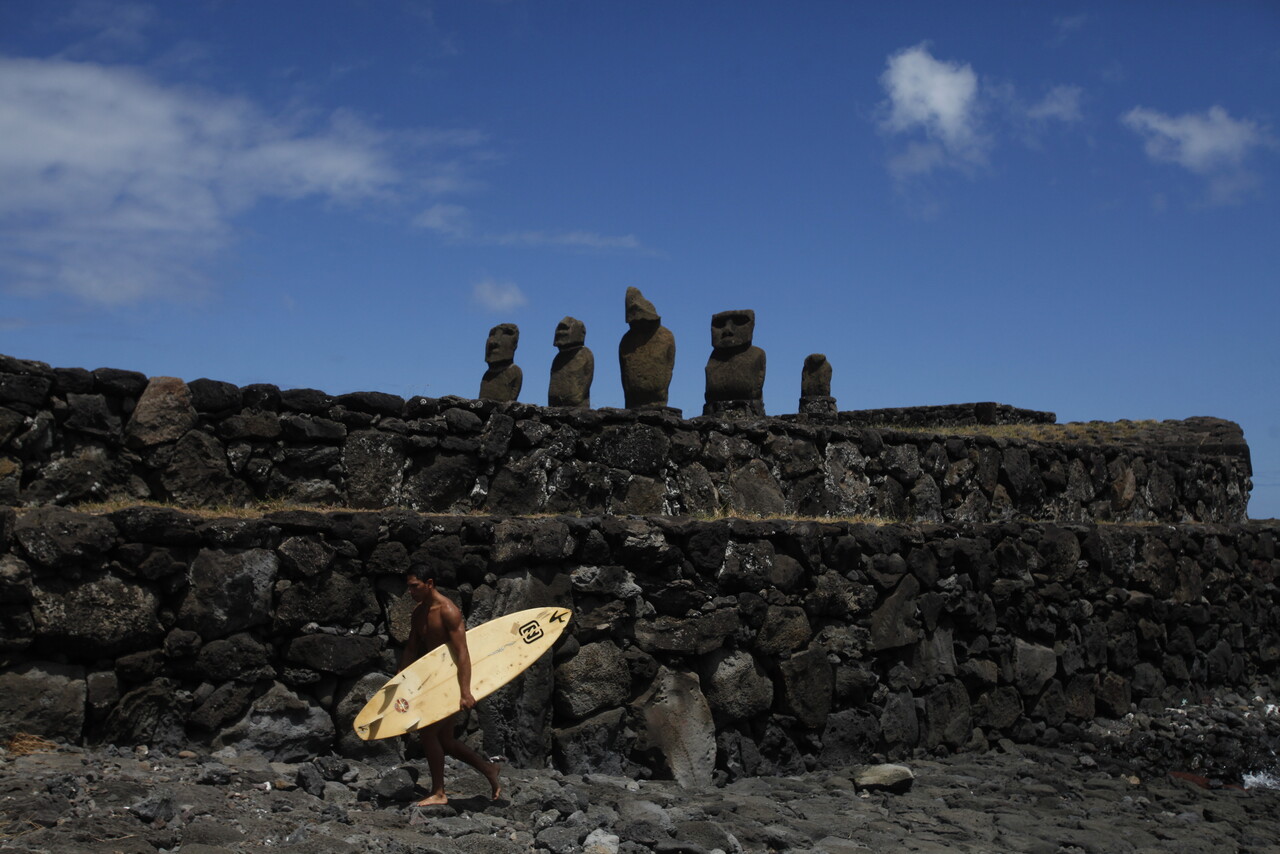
[854,763,915,793]
[102,677,190,751]
[549,317,594,408]
[161,429,252,507]
[285,634,383,677]
[342,431,405,508]
[635,667,715,788]
[274,572,380,630]
[755,605,812,655]
[14,507,117,569]
[619,288,675,410]
[699,649,772,722]
[195,633,273,682]
[553,708,631,776]
[633,610,739,655]
[126,377,197,448]
[480,323,523,402]
[214,682,335,762]
[0,662,86,742]
[32,573,162,655]
[554,641,630,720]
[778,646,834,729]
[924,680,971,749]
[703,309,766,417]
[178,549,277,639]
[1014,640,1058,696]
[870,574,921,651]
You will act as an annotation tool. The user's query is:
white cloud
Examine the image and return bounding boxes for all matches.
[1122,106,1262,173]
[414,203,471,238]
[413,205,644,252]
[472,278,527,312]
[877,44,1086,185]
[1121,105,1269,204]
[879,43,983,163]
[1028,85,1082,123]
[0,55,413,304]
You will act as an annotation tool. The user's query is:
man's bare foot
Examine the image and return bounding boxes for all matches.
[485,762,503,800]
[413,792,448,807]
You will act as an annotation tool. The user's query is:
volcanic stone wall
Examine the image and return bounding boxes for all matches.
[0,354,1252,524]
[2,507,1277,781]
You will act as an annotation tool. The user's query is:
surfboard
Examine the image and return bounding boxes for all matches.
[352,605,571,741]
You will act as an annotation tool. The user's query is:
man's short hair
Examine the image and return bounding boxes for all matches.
[407,563,434,583]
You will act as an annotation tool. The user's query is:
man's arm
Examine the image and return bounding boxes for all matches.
[442,607,476,710]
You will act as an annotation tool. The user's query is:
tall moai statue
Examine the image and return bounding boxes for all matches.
[618,287,676,411]
[479,322,522,402]
[799,353,837,422]
[548,316,594,408]
[703,309,766,417]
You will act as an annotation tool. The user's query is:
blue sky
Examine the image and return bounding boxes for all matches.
[1,1,1277,518]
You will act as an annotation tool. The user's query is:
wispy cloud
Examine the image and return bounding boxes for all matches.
[472,278,527,313]
[1051,14,1088,45]
[0,55,482,305]
[1027,85,1083,123]
[877,44,1084,184]
[1121,105,1270,204]
[56,0,157,60]
[414,204,645,253]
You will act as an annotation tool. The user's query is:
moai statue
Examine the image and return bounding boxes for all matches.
[799,353,837,422]
[479,323,522,402]
[703,309,766,417]
[548,316,594,408]
[618,287,676,411]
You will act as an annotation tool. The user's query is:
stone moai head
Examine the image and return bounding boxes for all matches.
[485,323,519,365]
[625,287,660,325]
[554,316,586,350]
[802,353,832,398]
[711,310,755,350]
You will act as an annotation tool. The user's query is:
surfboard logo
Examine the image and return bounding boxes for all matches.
[394,698,410,713]
[549,610,568,623]
[519,620,544,643]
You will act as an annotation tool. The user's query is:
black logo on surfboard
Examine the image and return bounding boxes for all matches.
[519,620,544,643]
[549,610,568,623]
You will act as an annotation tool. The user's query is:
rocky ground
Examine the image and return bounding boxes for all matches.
[2,696,1278,854]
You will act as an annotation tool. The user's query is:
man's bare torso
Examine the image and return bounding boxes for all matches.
[409,596,461,655]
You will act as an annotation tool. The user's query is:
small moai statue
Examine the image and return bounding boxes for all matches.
[479,322,522,402]
[799,353,837,422]
[618,287,676,411]
[703,309,766,417]
[548,316,594,408]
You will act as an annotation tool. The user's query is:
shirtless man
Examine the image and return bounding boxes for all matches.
[401,566,502,806]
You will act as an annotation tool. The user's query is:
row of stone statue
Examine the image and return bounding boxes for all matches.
[480,287,836,418]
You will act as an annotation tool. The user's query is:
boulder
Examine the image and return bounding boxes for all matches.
[14,507,117,570]
[161,429,252,507]
[0,662,86,742]
[634,610,739,655]
[214,682,335,762]
[102,677,190,752]
[178,549,277,639]
[778,646,834,729]
[554,640,630,720]
[125,377,197,448]
[634,667,715,789]
[284,635,383,677]
[552,708,632,776]
[854,763,915,794]
[699,649,772,722]
[32,573,162,656]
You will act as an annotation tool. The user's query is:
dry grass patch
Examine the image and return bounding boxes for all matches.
[4,732,58,756]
